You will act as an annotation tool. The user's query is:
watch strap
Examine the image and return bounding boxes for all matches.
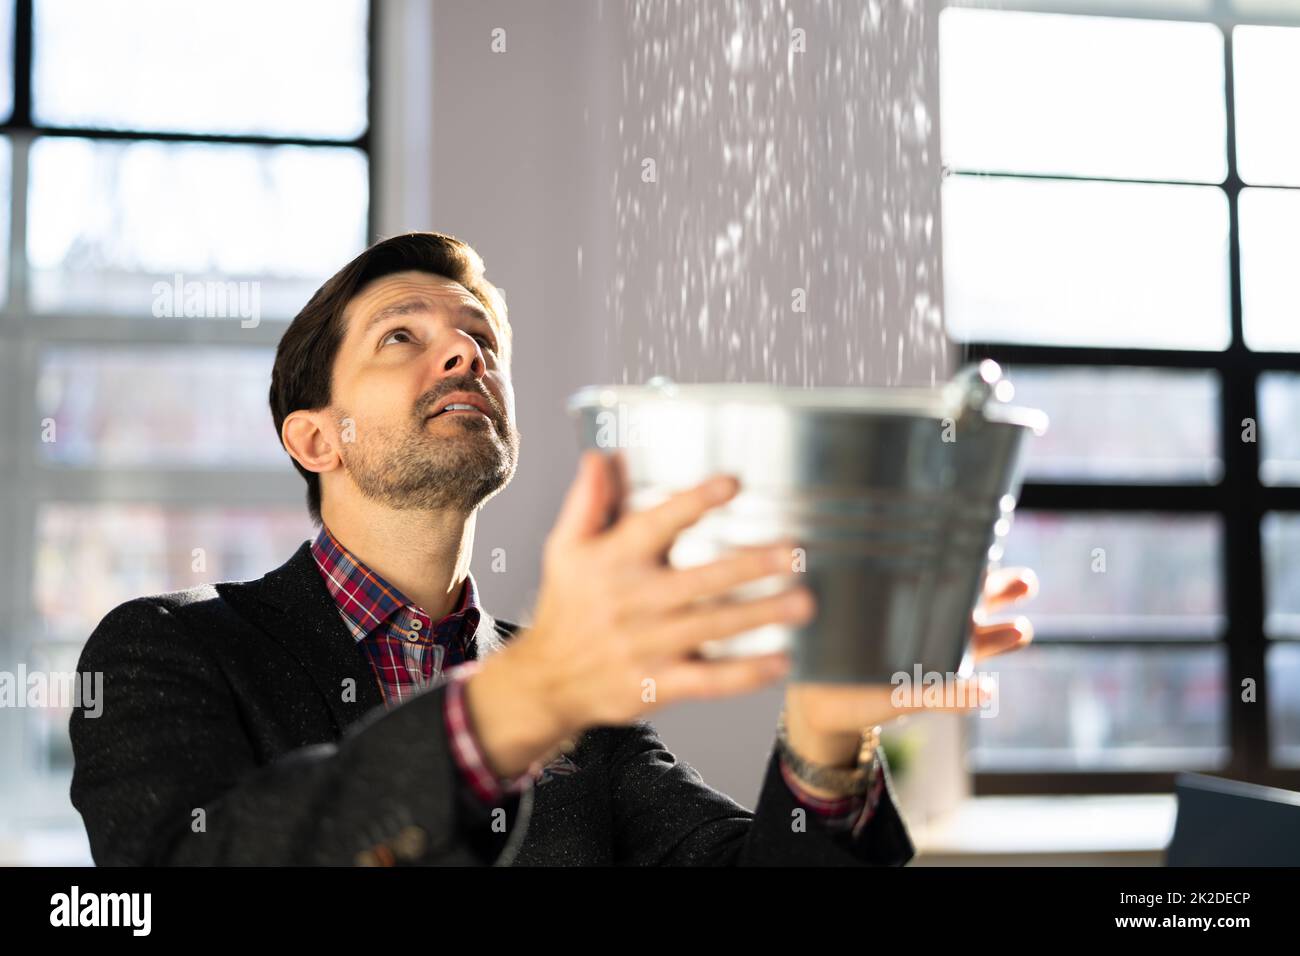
[775,709,880,798]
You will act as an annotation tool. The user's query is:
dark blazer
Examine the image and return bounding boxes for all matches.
[69,540,916,866]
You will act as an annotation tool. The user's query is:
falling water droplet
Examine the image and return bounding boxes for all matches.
[605,0,947,389]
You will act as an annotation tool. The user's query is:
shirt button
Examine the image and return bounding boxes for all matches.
[411,618,423,629]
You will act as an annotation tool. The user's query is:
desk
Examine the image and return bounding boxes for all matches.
[908,794,1177,866]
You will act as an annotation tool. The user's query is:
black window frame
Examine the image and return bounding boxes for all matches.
[946,0,1300,795]
[0,0,377,805]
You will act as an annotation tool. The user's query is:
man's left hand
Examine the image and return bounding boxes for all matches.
[781,566,1038,766]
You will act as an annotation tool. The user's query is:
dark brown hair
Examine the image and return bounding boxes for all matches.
[269,231,511,525]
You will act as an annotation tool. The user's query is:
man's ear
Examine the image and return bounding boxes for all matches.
[282,409,340,476]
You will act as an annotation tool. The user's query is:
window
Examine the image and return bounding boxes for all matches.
[941,0,1300,794]
[0,0,371,831]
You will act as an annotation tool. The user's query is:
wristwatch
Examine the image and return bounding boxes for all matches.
[775,709,881,798]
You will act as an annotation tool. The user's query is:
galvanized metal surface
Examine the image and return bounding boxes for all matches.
[567,362,1047,683]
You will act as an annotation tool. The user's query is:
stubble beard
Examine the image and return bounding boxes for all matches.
[338,404,520,514]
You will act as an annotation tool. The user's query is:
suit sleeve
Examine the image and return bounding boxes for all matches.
[68,598,532,867]
[442,661,538,806]
[607,718,914,866]
[779,753,874,827]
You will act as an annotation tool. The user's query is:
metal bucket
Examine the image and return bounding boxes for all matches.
[566,360,1048,684]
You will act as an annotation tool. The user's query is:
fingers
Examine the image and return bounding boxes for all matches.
[647,585,815,658]
[971,616,1033,661]
[891,673,998,715]
[608,473,739,561]
[654,652,792,702]
[783,676,998,730]
[980,566,1038,612]
[786,683,900,728]
[607,448,630,527]
[548,451,620,549]
[943,673,998,713]
[628,542,797,616]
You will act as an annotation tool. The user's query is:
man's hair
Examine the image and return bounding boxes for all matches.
[269,231,511,526]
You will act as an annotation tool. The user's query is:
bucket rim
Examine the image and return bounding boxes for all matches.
[566,381,1048,433]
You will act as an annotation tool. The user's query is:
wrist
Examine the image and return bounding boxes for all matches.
[781,697,861,768]
[777,705,881,801]
[462,648,571,779]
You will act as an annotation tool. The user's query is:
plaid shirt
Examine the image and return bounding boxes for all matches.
[311,524,880,832]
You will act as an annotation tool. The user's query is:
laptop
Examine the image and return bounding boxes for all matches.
[1166,772,1300,866]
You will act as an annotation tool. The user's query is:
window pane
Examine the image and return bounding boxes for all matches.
[1007,366,1221,483]
[1261,513,1300,638]
[34,505,314,641]
[32,0,367,139]
[22,639,89,773]
[36,347,282,468]
[1234,26,1300,187]
[1269,643,1300,766]
[1240,188,1300,351]
[1258,374,1300,485]
[943,176,1230,349]
[940,9,1225,182]
[969,645,1227,771]
[998,512,1225,639]
[0,1,12,122]
[993,0,1213,12]
[1233,0,1300,12]
[26,138,367,318]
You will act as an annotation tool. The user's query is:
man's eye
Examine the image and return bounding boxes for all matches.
[378,327,494,351]
[380,328,414,346]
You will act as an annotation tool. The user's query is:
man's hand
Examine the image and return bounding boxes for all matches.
[782,566,1038,772]
[465,451,813,779]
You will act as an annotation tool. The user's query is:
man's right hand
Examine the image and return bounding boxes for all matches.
[464,450,815,781]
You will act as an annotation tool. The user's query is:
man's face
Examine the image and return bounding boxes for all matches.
[327,270,519,514]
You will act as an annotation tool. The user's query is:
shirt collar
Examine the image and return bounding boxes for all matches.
[310,523,482,643]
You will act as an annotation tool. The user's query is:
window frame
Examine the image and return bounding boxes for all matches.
[0,0,376,821]
[945,0,1300,795]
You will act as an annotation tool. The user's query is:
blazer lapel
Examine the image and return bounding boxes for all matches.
[216,540,385,733]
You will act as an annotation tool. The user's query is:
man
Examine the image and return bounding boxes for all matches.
[69,231,1036,866]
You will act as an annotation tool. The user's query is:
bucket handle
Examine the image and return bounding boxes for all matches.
[943,359,1016,427]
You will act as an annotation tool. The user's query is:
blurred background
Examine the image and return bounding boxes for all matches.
[1,0,1298,865]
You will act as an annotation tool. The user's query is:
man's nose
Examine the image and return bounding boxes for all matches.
[434,332,486,379]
